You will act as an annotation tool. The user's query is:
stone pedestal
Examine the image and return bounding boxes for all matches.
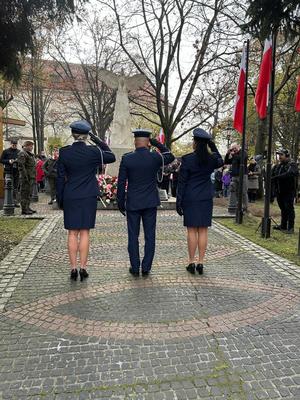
[105,146,133,177]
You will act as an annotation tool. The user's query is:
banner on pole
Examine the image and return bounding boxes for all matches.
[255,37,272,119]
[233,44,247,134]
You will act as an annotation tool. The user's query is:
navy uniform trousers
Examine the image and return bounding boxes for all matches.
[127,207,157,272]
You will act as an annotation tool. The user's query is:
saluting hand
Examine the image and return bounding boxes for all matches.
[149,138,160,147]
[208,140,217,152]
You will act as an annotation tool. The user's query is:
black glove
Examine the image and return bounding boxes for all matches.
[208,140,218,152]
[89,132,102,146]
[149,138,160,147]
[176,204,183,216]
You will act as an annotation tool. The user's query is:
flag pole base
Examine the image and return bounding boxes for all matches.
[261,217,271,238]
[235,209,243,224]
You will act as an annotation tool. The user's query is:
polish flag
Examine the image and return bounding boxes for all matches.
[295,78,300,112]
[233,45,247,134]
[158,127,165,144]
[255,37,273,119]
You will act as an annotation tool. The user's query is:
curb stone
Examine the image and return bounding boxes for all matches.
[0,214,62,312]
[213,221,300,286]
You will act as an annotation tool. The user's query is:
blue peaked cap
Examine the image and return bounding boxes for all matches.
[132,129,152,138]
[70,120,91,134]
[193,128,212,140]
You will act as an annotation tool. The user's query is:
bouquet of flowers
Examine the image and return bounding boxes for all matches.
[98,175,118,205]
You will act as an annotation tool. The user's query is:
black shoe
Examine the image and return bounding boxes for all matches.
[129,268,139,277]
[70,268,78,281]
[14,204,20,208]
[21,210,33,215]
[283,228,294,234]
[273,226,284,231]
[48,200,53,205]
[142,270,150,277]
[186,263,196,274]
[79,268,89,281]
[196,264,204,275]
[29,208,37,214]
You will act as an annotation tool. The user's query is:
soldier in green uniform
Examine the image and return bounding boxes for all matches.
[17,141,37,215]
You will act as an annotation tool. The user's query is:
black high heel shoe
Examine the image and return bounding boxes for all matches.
[79,268,89,281]
[196,264,204,275]
[186,263,196,274]
[70,268,78,281]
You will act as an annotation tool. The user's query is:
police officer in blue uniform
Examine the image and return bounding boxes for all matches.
[57,120,116,281]
[117,129,174,277]
[176,128,223,275]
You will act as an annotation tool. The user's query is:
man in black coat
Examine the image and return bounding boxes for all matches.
[272,149,298,234]
[0,139,20,207]
[224,143,248,213]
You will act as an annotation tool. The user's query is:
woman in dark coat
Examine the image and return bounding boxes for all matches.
[56,120,116,281]
[176,128,223,274]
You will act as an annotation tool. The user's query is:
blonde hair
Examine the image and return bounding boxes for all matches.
[72,133,88,141]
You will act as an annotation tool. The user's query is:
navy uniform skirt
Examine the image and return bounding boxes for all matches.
[63,197,97,230]
[183,199,213,227]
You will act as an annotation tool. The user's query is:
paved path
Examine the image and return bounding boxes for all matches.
[0,208,299,400]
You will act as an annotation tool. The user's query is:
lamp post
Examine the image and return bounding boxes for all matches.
[3,172,14,216]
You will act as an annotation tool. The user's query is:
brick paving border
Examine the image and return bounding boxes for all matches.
[0,215,61,312]
[5,276,299,340]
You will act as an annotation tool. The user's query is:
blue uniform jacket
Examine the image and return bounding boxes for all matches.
[177,149,224,207]
[56,141,115,204]
[117,143,174,211]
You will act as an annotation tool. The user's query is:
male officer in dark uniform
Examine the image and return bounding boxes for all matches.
[17,141,36,215]
[0,139,20,207]
[117,129,174,277]
[272,149,298,234]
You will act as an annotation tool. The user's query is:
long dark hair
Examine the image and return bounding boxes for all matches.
[194,137,211,165]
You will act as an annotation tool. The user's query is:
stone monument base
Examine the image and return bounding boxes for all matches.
[104,146,133,176]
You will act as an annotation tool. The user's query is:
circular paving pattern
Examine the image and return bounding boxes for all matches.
[5,276,299,340]
[35,245,240,266]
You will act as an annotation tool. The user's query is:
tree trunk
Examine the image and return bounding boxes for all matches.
[255,117,268,199]
[255,117,268,156]
[294,113,300,161]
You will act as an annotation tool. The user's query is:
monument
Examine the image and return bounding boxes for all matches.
[98,69,147,176]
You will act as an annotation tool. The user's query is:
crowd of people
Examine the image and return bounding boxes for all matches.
[0,139,59,215]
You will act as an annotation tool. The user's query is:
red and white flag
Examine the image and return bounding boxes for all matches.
[158,127,165,144]
[233,44,247,134]
[255,37,273,119]
[295,79,300,112]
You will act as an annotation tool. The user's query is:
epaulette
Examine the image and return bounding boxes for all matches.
[122,151,134,157]
[182,152,194,159]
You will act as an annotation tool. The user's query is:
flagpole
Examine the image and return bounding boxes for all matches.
[236,39,250,224]
[261,30,277,238]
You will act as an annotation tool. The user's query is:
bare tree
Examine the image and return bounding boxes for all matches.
[100,0,243,147]
[10,29,57,154]
[50,15,125,139]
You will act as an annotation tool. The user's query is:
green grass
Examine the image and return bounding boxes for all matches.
[218,201,300,266]
[0,218,38,262]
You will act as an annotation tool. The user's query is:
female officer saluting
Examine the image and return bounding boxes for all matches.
[176,128,223,275]
[56,120,116,281]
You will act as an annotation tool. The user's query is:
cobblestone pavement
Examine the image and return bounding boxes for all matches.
[0,208,300,399]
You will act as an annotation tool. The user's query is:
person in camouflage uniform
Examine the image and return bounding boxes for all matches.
[17,141,37,215]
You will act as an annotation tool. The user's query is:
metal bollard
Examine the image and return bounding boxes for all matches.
[31,181,39,202]
[3,173,15,216]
